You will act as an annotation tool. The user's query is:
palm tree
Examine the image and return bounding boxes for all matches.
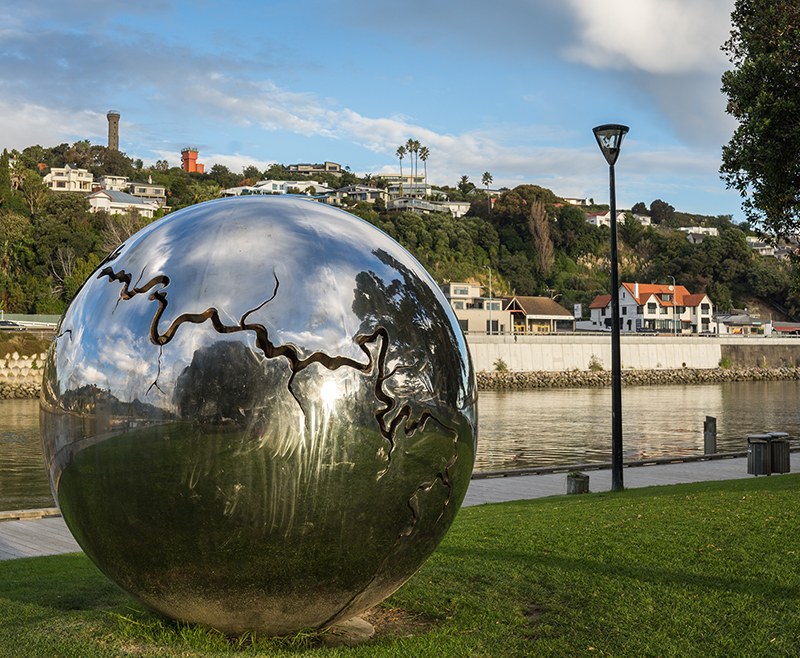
[418,146,429,199]
[396,145,406,197]
[482,171,493,215]
[405,138,415,198]
[412,140,421,198]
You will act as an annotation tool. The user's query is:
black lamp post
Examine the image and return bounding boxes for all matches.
[593,123,629,492]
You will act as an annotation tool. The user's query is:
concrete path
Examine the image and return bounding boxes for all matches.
[463,452,800,506]
[1,452,798,561]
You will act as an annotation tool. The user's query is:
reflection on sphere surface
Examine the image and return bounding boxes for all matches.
[40,196,477,635]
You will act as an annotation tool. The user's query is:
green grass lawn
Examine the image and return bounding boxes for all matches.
[1,475,799,657]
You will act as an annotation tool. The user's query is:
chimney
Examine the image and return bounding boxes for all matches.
[634,282,639,300]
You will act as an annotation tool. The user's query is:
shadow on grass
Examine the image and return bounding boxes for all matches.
[435,542,800,602]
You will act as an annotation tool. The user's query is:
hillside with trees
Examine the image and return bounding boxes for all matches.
[1,142,798,320]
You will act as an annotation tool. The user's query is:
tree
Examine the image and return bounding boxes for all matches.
[396,145,406,197]
[418,146,429,199]
[482,172,493,216]
[720,0,800,237]
[528,198,553,275]
[18,170,49,216]
[242,165,261,181]
[631,201,648,215]
[650,199,675,226]
[0,150,11,204]
[457,175,473,196]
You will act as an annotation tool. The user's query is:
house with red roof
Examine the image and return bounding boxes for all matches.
[589,283,716,334]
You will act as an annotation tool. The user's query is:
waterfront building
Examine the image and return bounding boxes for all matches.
[589,283,716,334]
[502,296,575,334]
[439,282,510,335]
[716,311,770,336]
[439,283,575,335]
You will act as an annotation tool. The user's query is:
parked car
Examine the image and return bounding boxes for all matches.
[0,320,23,331]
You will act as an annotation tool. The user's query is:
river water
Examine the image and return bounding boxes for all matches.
[3,380,800,510]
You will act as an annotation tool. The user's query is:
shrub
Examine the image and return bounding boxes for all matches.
[588,354,603,371]
[493,358,508,372]
[719,355,733,369]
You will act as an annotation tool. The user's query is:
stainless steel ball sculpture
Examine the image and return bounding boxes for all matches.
[40,196,477,636]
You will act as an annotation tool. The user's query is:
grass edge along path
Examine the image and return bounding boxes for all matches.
[1,475,799,657]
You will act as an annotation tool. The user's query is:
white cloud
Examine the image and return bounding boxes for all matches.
[563,0,733,74]
[0,101,106,151]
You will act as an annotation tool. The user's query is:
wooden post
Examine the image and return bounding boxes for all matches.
[703,416,716,454]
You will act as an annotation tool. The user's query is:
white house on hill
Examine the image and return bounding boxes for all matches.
[85,190,160,219]
[43,164,93,192]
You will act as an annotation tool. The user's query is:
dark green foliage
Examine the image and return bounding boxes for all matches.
[721,0,800,237]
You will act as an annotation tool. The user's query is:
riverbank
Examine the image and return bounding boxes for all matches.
[477,365,800,389]
[0,382,41,399]
[5,367,799,397]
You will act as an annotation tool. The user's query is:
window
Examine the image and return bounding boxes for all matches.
[601,308,607,316]
[637,305,644,314]
[622,307,627,315]
[453,286,469,296]
[647,303,657,313]
[489,301,501,311]
[660,306,668,315]
[661,293,672,302]
[701,304,710,313]
[458,319,468,332]
[675,306,684,314]
[452,301,464,310]
[486,320,498,334]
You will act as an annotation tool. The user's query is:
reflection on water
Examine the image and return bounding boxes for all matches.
[476,380,800,471]
[0,399,53,511]
[3,380,800,510]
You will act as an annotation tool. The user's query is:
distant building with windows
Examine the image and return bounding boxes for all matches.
[220,179,334,197]
[287,162,342,177]
[439,283,574,335]
[93,175,167,207]
[43,164,93,192]
[589,283,716,334]
[440,282,510,335]
[85,189,160,218]
[181,148,205,174]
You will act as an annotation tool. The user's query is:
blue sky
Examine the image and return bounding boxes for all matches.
[1,0,742,218]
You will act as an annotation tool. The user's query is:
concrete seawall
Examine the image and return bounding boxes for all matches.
[466,334,800,372]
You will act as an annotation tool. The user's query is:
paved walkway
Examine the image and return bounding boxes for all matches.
[1,453,797,561]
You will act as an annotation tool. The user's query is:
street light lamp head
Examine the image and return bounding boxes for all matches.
[593,124,630,166]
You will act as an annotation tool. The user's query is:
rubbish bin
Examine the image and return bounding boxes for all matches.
[747,435,771,476]
[769,432,791,474]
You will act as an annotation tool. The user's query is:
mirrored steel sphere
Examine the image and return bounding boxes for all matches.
[40,196,477,635]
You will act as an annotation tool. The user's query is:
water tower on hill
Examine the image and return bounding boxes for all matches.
[181,147,205,174]
[107,111,120,151]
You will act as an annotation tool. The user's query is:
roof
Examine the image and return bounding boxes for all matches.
[502,296,574,319]
[620,282,694,307]
[86,190,156,205]
[589,295,611,309]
